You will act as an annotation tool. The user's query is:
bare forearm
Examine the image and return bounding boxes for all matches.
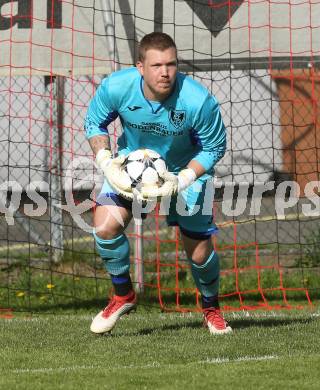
[187,159,206,178]
[88,135,111,156]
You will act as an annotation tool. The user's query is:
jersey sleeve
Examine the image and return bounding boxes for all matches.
[84,77,119,139]
[191,94,226,171]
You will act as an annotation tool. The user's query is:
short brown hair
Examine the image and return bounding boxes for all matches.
[138,32,177,61]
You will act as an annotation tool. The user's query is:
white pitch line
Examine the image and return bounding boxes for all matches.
[10,365,99,374]
[229,310,320,320]
[200,355,278,364]
[8,355,279,374]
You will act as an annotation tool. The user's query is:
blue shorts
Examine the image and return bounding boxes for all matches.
[97,174,218,239]
[164,174,218,239]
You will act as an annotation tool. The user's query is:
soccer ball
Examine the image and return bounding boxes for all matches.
[120,149,167,189]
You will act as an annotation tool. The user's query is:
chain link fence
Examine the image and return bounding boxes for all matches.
[1,0,319,310]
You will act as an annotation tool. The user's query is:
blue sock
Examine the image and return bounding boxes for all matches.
[111,272,133,296]
[93,232,130,275]
[201,294,219,309]
[190,250,220,298]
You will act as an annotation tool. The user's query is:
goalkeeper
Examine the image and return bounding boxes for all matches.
[85,32,232,335]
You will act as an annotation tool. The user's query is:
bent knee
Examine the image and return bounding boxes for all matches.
[94,207,129,240]
[94,227,124,241]
[94,203,131,239]
[183,236,213,265]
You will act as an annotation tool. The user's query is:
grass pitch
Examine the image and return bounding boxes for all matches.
[0,307,319,390]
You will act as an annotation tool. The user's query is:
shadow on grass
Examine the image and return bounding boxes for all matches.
[229,316,316,330]
[136,320,203,336]
[107,312,317,338]
[135,309,318,336]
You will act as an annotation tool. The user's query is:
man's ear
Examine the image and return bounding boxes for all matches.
[136,61,144,76]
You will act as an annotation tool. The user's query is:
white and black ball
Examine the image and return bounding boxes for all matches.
[120,149,167,189]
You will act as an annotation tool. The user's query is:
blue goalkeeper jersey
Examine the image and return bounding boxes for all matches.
[85,67,226,174]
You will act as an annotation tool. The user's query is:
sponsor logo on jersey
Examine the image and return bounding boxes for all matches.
[127,121,183,136]
[169,109,186,128]
[128,105,142,111]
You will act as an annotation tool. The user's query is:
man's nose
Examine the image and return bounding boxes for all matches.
[161,66,169,76]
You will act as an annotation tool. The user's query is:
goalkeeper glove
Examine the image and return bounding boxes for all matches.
[138,168,197,200]
[95,148,112,171]
[95,149,133,200]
